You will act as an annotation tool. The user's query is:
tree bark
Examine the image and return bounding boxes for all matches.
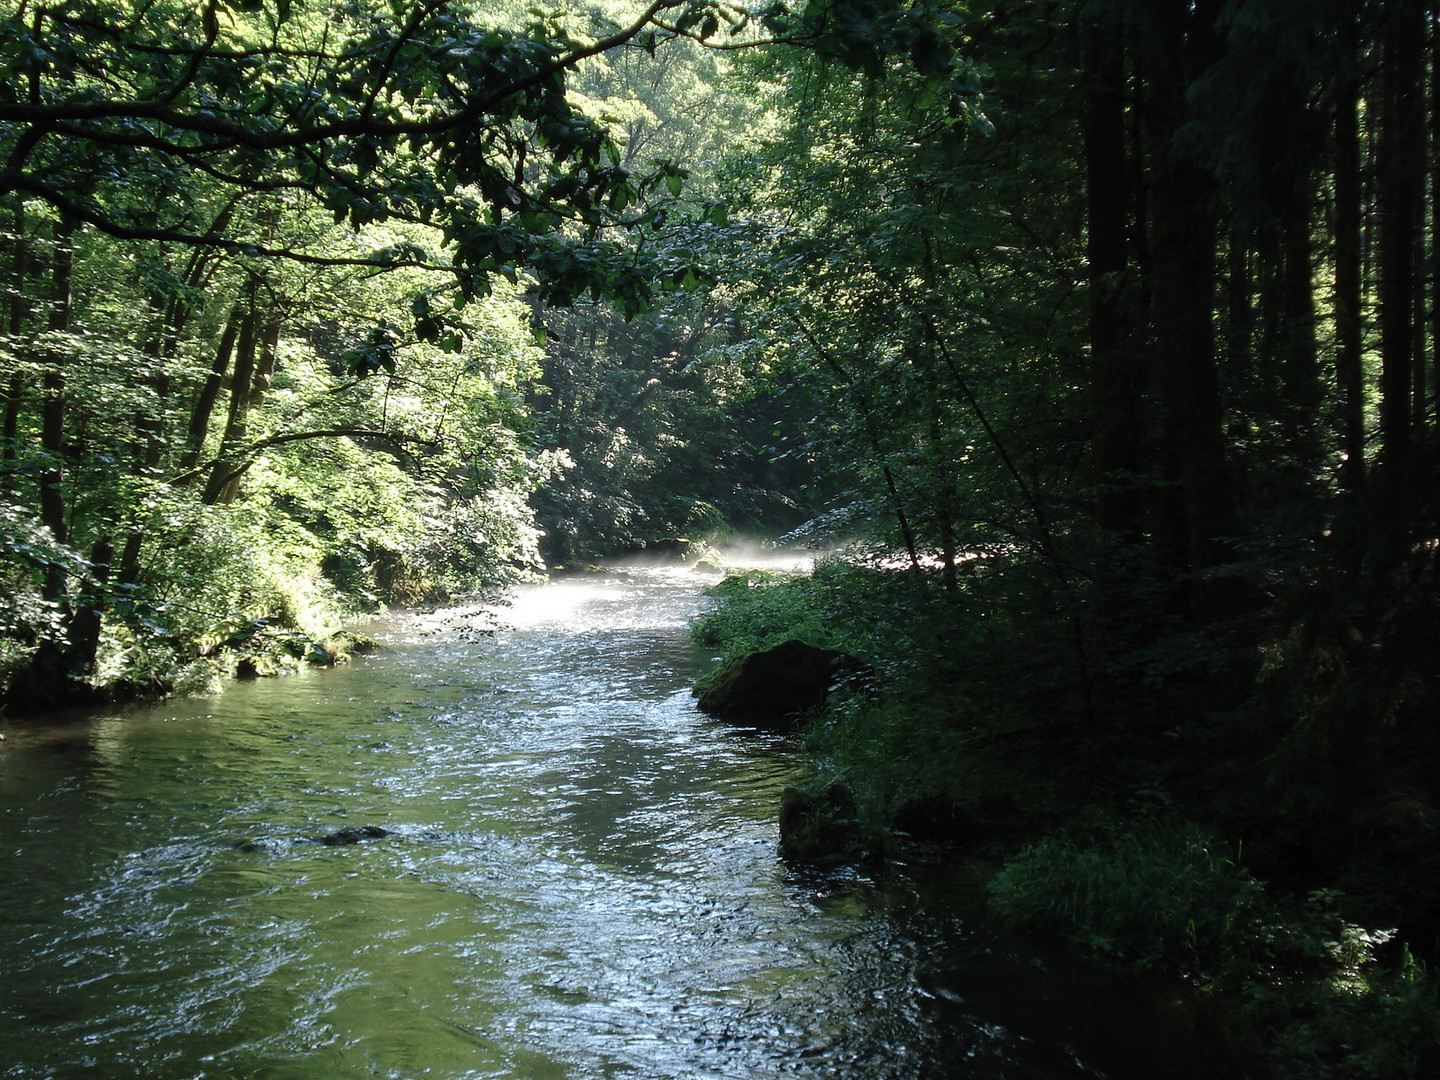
[38,221,76,568]
[1431,2,1440,429]
[63,536,113,682]
[180,303,241,475]
[1378,0,1425,466]
[1281,185,1323,467]
[2,202,34,475]
[1334,21,1367,491]
[22,219,79,704]
[203,278,260,504]
[1082,14,1141,540]
[1142,0,1235,620]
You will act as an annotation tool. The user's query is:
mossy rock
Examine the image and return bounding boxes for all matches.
[319,630,380,664]
[696,638,862,727]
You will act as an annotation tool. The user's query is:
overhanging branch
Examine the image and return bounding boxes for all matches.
[174,426,440,491]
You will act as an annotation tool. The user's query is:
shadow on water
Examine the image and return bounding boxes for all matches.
[1,566,1228,1080]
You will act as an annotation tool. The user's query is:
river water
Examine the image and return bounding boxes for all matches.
[0,566,1211,1080]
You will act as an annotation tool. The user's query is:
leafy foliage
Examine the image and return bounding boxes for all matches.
[988,822,1270,978]
[989,823,1440,1079]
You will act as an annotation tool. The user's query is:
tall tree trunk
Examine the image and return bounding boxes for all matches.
[1083,15,1141,540]
[1226,233,1253,382]
[1431,3,1440,428]
[1413,15,1429,436]
[38,221,76,573]
[203,278,260,505]
[1334,20,1367,491]
[248,310,282,414]
[1378,0,1425,466]
[115,248,221,585]
[1143,0,1235,620]
[63,536,113,683]
[212,308,282,505]
[21,219,80,705]
[2,201,33,476]
[180,304,241,476]
[1281,185,1323,468]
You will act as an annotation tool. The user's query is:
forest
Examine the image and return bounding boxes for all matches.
[4,0,1440,1073]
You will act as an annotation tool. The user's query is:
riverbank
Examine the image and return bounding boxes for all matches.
[690,558,1440,1079]
[2,565,1213,1080]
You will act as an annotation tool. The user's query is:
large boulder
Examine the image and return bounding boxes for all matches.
[696,638,861,727]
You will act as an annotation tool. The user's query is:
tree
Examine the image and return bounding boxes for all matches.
[0,0,715,707]
[0,0,984,708]
[0,0,716,307]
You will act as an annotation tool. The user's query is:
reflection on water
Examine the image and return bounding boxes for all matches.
[0,566,1214,1080]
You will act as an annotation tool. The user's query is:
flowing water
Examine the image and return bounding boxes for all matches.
[0,566,1215,1080]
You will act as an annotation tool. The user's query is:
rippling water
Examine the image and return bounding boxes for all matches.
[0,566,1213,1080]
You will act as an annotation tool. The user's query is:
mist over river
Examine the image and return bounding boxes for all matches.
[0,565,1212,1080]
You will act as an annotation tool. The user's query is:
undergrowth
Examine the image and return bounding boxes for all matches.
[691,568,836,659]
[798,697,994,813]
[987,821,1440,1078]
[690,553,1440,1077]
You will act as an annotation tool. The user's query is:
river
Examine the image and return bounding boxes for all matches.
[0,565,1212,1079]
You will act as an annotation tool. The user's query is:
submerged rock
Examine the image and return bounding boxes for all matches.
[319,824,392,845]
[696,639,863,727]
[235,824,393,852]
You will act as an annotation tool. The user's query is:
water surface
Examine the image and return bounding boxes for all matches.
[0,566,1208,1079]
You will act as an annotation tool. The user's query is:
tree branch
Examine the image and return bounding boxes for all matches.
[171,427,439,489]
[1,174,455,269]
[0,0,691,152]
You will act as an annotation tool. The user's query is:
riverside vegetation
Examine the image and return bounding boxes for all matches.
[6,1,1440,1075]
[692,559,1440,1079]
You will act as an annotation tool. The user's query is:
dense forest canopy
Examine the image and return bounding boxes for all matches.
[3,0,1438,743]
[2,0,1438,746]
[0,0,977,711]
[7,0,1440,1068]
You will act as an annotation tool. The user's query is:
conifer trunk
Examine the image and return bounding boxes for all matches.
[1082,17,1140,539]
[1142,0,1234,619]
[1431,4,1440,428]
[1378,0,1425,466]
[1334,21,1367,491]
[1282,188,1322,463]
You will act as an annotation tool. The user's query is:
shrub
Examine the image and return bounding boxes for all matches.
[987,821,1267,978]
[988,822,1440,1077]
[691,569,835,659]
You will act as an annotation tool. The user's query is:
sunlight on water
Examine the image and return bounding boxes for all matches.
[500,579,615,630]
[495,567,705,632]
[0,564,1216,1080]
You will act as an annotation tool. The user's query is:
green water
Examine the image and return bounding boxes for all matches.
[0,566,1213,1079]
